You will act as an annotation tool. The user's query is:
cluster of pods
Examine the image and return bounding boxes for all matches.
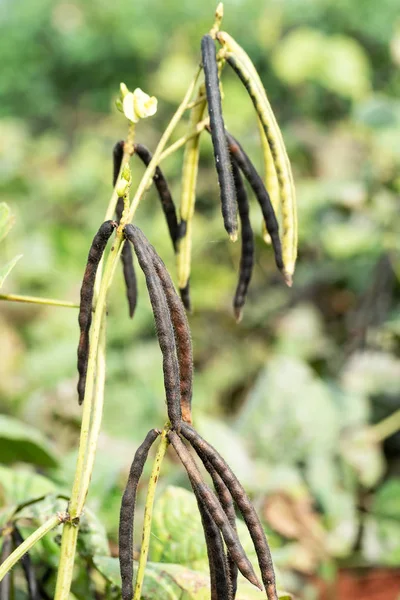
[76,22,297,600]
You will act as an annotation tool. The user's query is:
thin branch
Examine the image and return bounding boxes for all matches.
[0,294,79,309]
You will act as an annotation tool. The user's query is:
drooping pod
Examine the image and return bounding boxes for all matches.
[113,141,138,319]
[190,471,231,599]
[201,34,237,241]
[230,159,254,322]
[176,89,206,305]
[11,527,39,600]
[77,220,117,404]
[119,429,160,600]
[179,282,192,313]
[148,245,193,424]
[218,31,296,283]
[133,143,180,251]
[196,446,238,599]
[257,118,280,245]
[226,131,285,280]
[167,430,262,591]
[124,225,181,430]
[180,423,278,600]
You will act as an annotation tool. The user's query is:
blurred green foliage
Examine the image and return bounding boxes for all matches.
[1,0,400,598]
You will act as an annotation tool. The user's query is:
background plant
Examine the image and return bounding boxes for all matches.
[0,0,400,598]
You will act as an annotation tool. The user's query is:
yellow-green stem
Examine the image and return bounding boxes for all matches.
[0,515,62,581]
[133,428,169,600]
[158,117,209,164]
[0,293,79,309]
[368,409,400,443]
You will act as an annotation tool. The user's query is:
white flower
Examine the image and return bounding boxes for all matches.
[122,88,158,123]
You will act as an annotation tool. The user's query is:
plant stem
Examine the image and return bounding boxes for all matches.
[133,428,169,600]
[158,117,209,164]
[54,67,202,599]
[368,409,400,443]
[0,293,79,309]
[0,515,62,581]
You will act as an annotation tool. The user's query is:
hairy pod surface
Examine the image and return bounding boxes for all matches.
[134,143,180,251]
[230,160,254,323]
[77,220,116,404]
[226,132,284,279]
[176,89,206,295]
[124,225,182,430]
[218,31,296,281]
[119,429,160,600]
[12,527,39,600]
[180,423,278,600]
[168,431,262,590]
[201,34,237,240]
[190,474,231,600]
[148,246,193,424]
[113,144,138,319]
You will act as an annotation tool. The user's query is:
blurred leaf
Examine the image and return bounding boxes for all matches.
[342,351,400,398]
[363,515,400,566]
[372,478,400,520]
[0,254,22,288]
[321,219,381,260]
[78,505,110,558]
[340,431,384,488]
[0,414,58,467]
[0,202,15,243]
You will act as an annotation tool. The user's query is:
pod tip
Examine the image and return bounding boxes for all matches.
[283,270,293,287]
[229,231,238,242]
[234,306,243,323]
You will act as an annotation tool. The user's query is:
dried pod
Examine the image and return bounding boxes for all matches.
[77,220,116,404]
[218,31,296,282]
[226,131,284,278]
[191,476,231,600]
[179,281,192,312]
[119,429,160,600]
[134,143,180,251]
[201,34,237,240]
[0,533,12,600]
[124,225,181,430]
[113,140,125,188]
[176,91,206,301]
[12,527,39,600]
[168,430,262,591]
[257,119,280,245]
[180,423,278,600]
[230,159,254,323]
[148,246,193,425]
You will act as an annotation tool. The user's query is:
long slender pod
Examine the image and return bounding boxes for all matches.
[133,143,180,250]
[148,245,193,424]
[226,131,285,279]
[196,447,238,599]
[0,534,12,600]
[201,34,237,240]
[218,31,296,282]
[124,225,181,430]
[230,160,254,322]
[179,282,192,313]
[180,423,278,600]
[167,431,262,590]
[119,429,160,600]
[191,477,231,600]
[113,140,137,318]
[77,220,116,404]
[257,118,280,245]
[11,527,39,600]
[176,89,207,304]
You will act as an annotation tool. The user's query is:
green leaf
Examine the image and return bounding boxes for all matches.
[0,203,15,243]
[340,431,384,488]
[372,478,400,520]
[0,414,59,468]
[0,254,22,288]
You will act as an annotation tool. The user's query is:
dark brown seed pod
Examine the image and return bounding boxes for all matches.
[124,225,182,430]
[180,423,278,600]
[134,143,180,251]
[77,220,117,404]
[119,429,160,600]
[113,140,125,187]
[201,34,237,240]
[198,450,238,599]
[147,245,193,425]
[0,533,12,600]
[191,475,231,600]
[231,159,254,323]
[12,527,39,600]
[226,131,284,276]
[167,430,262,591]
[113,141,138,319]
